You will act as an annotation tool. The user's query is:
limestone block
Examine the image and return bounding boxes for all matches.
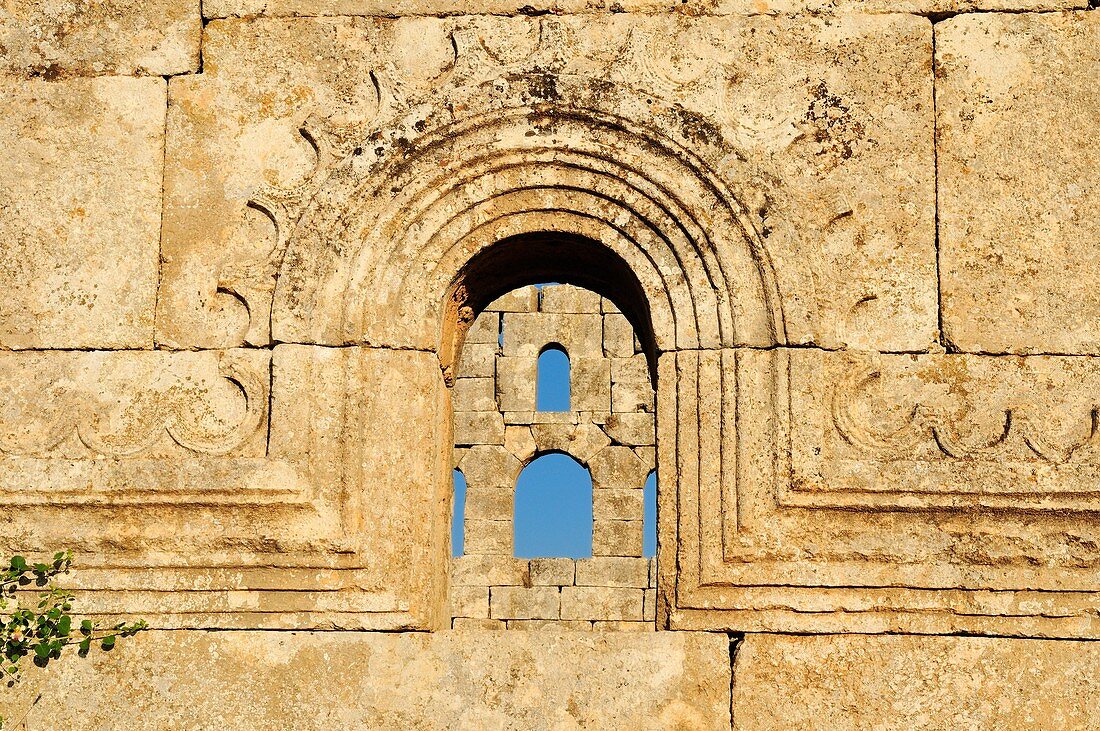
[0,631,732,730]
[158,17,468,347]
[593,488,644,521]
[601,413,656,447]
[0,77,164,349]
[643,589,656,621]
[456,342,497,379]
[464,487,513,522]
[603,312,636,358]
[466,312,501,345]
[539,283,602,314]
[593,520,644,557]
[589,446,651,490]
[452,618,504,631]
[791,349,1100,509]
[503,312,603,358]
[530,422,611,463]
[938,12,1100,354]
[572,357,612,412]
[452,555,528,587]
[453,377,496,413]
[507,620,592,631]
[593,621,652,632]
[456,445,523,490]
[452,411,506,446]
[496,356,538,412]
[451,586,489,619]
[529,557,576,586]
[611,355,654,413]
[486,285,539,313]
[601,298,621,314]
[503,425,537,463]
[575,557,649,588]
[0,0,199,77]
[733,634,1100,731]
[463,519,512,555]
[561,586,644,621]
[491,586,560,620]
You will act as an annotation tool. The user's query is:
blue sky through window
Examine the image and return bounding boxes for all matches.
[451,469,467,557]
[643,470,656,558]
[514,453,593,558]
[536,347,570,411]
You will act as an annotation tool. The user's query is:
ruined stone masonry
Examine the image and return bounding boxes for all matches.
[1,1,1100,728]
[452,284,657,629]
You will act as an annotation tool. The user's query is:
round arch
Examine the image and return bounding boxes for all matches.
[270,73,786,359]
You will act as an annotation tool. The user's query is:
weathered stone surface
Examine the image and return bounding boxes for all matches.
[791,349,1100,510]
[491,586,560,620]
[0,630,731,730]
[575,557,649,588]
[593,519,644,557]
[0,77,164,349]
[0,0,200,77]
[451,585,490,619]
[733,634,1100,731]
[540,283,602,314]
[529,557,575,585]
[451,285,655,627]
[163,14,935,352]
[202,0,1085,21]
[269,345,450,629]
[453,411,506,446]
[0,349,268,461]
[561,586,643,621]
[938,11,1100,354]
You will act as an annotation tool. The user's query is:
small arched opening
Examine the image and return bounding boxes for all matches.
[514,453,593,559]
[536,345,571,412]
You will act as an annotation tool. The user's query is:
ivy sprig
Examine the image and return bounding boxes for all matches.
[1,551,146,686]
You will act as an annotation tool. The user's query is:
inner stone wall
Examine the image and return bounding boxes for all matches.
[451,284,657,629]
[2,1,1100,728]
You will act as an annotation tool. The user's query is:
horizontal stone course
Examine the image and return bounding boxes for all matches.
[734,634,1100,730]
[202,0,1086,19]
[0,631,732,730]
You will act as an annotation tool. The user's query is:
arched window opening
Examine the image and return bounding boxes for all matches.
[514,453,593,558]
[452,469,467,558]
[643,470,657,558]
[536,345,570,412]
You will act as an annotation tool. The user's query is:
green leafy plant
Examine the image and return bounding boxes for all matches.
[1,551,146,729]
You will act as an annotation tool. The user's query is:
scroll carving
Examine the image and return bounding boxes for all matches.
[0,350,267,459]
[831,362,1100,466]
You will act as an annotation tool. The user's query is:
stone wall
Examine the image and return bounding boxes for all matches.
[2,0,1100,727]
[452,283,658,628]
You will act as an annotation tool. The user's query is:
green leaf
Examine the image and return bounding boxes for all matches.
[80,620,93,636]
[78,638,91,656]
[57,615,71,636]
[33,643,51,659]
[100,635,116,651]
[9,557,25,573]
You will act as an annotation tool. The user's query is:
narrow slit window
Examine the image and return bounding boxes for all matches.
[514,453,593,558]
[452,469,467,558]
[643,470,657,558]
[537,345,570,412]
